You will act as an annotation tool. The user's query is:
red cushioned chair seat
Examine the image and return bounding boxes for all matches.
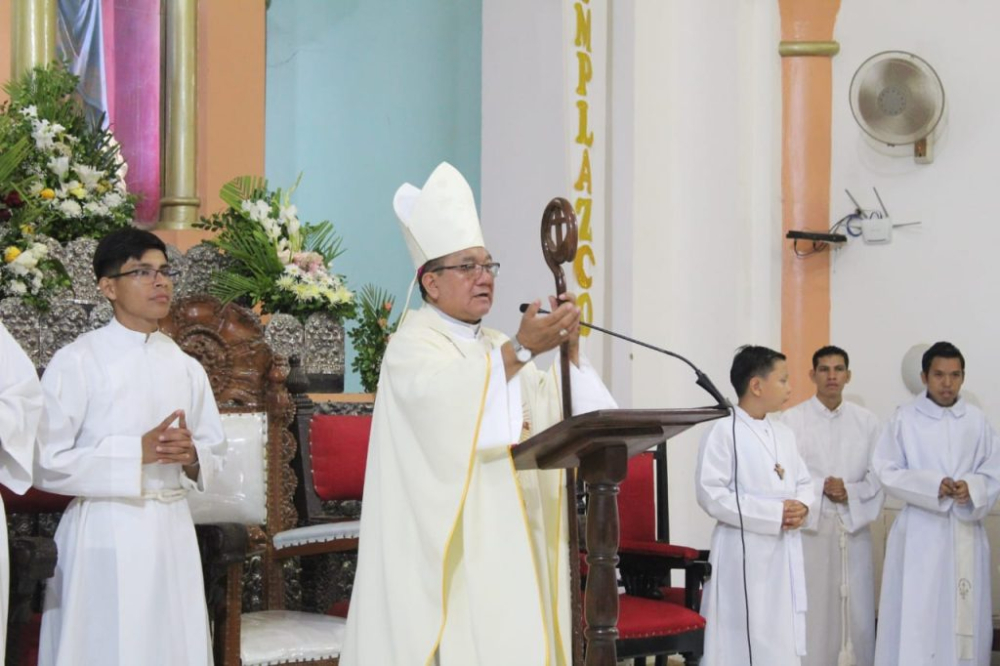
[619,539,699,561]
[309,414,372,501]
[615,595,705,640]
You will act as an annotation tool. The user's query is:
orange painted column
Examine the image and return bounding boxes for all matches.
[778,0,840,405]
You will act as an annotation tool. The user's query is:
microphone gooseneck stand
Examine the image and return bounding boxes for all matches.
[520,304,756,664]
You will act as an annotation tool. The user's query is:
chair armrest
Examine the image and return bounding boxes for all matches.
[271,520,360,559]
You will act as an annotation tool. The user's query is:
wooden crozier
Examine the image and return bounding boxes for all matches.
[518,200,727,666]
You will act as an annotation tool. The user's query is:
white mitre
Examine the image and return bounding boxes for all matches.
[393,162,485,270]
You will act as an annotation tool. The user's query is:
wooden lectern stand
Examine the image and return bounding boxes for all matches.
[513,407,728,666]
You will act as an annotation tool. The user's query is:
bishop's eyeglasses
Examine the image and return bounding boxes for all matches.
[108,266,182,284]
[431,262,501,278]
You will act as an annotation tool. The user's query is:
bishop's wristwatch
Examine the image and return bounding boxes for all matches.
[511,335,532,363]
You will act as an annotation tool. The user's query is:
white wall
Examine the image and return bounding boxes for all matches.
[481,0,634,401]
[830,2,1000,426]
[481,0,572,342]
[631,0,782,550]
[483,1,782,551]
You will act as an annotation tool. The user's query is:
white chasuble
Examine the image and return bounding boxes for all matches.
[781,397,883,666]
[34,318,226,666]
[340,306,615,666]
[0,322,43,656]
[872,395,1000,666]
[696,407,816,666]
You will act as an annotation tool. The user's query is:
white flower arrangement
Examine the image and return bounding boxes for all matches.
[198,176,356,323]
[22,105,131,226]
[1,241,66,306]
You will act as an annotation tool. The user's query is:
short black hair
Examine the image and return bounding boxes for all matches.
[730,345,787,398]
[812,345,849,370]
[922,341,965,374]
[93,228,168,280]
[417,256,445,302]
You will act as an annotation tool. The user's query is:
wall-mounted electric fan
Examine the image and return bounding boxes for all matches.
[849,51,945,163]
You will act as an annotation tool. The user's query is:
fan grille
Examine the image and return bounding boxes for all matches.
[850,51,944,146]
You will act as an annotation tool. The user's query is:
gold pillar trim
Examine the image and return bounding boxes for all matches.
[159,0,200,230]
[779,41,840,57]
[160,197,202,207]
[11,0,56,78]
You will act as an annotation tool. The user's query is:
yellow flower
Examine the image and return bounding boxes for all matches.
[19,224,34,235]
[4,246,22,263]
[40,188,55,200]
[70,187,87,199]
[96,182,108,194]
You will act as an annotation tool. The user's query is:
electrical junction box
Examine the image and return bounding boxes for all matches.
[862,215,892,244]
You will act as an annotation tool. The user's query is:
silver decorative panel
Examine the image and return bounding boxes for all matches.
[304,312,345,375]
[89,301,114,330]
[0,298,41,365]
[64,238,101,304]
[264,313,304,362]
[39,301,89,367]
[175,242,233,299]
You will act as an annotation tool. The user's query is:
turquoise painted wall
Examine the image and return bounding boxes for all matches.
[265,0,482,392]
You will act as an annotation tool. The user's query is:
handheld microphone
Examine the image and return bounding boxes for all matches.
[518,303,731,409]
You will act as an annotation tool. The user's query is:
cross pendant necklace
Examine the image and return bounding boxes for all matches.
[737,413,785,480]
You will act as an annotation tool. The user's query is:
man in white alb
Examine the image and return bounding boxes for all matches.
[873,341,1000,666]
[340,162,616,666]
[781,345,882,666]
[35,228,226,666]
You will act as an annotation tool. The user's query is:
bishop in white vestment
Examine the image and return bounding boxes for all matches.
[34,230,226,666]
[873,385,1000,665]
[0,322,43,657]
[340,162,616,666]
[781,396,882,666]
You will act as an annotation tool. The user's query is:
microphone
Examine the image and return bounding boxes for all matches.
[518,303,731,409]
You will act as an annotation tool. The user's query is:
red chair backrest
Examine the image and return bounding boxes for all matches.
[0,486,72,514]
[309,414,372,502]
[618,451,657,543]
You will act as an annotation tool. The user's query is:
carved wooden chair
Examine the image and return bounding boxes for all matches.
[594,447,710,666]
[166,298,358,666]
[285,378,371,618]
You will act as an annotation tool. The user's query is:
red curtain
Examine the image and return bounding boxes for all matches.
[102,0,161,225]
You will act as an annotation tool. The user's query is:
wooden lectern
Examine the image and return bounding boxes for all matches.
[513,407,727,666]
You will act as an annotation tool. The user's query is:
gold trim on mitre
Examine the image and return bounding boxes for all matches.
[394,162,486,270]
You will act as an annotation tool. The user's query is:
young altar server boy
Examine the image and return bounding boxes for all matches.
[696,345,815,666]
[0,322,43,658]
[34,228,226,666]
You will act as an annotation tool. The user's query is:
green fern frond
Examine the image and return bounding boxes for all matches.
[304,220,346,263]
[219,175,270,210]
[0,136,30,185]
[207,271,268,305]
